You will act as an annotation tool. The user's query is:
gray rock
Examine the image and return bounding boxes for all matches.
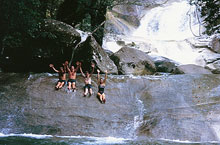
[1,73,220,142]
[173,64,212,74]
[104,49,114,56]
[206,60,220,74]
[43,19,81,48]
[151,55,178,73]
[110,47,156,75]
[209,34,220,53]
[73,35,118,74]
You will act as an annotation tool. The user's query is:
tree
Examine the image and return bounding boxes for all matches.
[57,0,147,45]
[0,0,45,71]
[190,0,220,35]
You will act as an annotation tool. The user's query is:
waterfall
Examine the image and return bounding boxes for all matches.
[132,1,200,40]
[103,0,205,66]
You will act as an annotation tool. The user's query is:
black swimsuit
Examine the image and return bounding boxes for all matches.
[98,85,105,94]
[68,79,76,83]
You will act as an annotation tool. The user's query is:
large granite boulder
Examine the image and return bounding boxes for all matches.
[209,34,220,53]
[30,19,81,72]
[150,55,178,73]
[110,47,156,75]
[73,35,118,74]
[43,19,81,48]
[206,60,220,74]
[0,19,81,72]
[1,73,220,142]
[172,64,212,74]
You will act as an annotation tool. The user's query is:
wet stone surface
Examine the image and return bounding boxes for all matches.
[0,73,220,142]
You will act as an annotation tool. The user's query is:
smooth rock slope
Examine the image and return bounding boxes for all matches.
[0,73,220,142]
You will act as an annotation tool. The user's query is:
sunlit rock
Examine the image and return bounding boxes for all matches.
[172,64,212,74]
[151,55,178,73]
[1,73,220,142]
[110,47,156,75]
[209,34,220,53]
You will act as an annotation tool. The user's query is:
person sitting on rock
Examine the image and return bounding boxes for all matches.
[79,62,95,96]
[97,69,108,104]
[49,64,66,90]
[65,61,81,92]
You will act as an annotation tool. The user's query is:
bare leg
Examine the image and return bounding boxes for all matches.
[59,82,65,89]
[55,82,61,90]
[89,88,93,96]
[97,92,103,103]
[72,82,76,91]
[84,88,88,96]
[102,93,106,104]
[68,82,71,90]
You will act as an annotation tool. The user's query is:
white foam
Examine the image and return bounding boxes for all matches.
[28,74,33,80]
[83,136,130,144]
[211,124,220,140]
[0,133,52,139]
[45,73,53,77]
[75,29,90,43]
[132,1,201,40]
[0,133,130,144]
[159,138,220,144]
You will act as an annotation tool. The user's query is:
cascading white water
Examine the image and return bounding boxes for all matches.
[103,0,205,66]
[132,0,204,65]
[132,1,200,40]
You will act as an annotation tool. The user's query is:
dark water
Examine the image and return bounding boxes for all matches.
[0,134,219,145]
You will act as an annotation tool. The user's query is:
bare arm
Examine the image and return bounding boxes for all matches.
[63,61,69,73]
[49,64,59,73]
[89,63,95,76]
[66,64,71,72]
[80,66,85,77]
[74,61,80,72]
[97,69,100,84]
[103,70,108,84]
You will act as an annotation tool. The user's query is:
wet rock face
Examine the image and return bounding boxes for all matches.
[0,73,138,137]
[111,47,156,75]
[151,55,178,73]
[172,64,212,74]
[73,36,118,74]
[1,73,220,142]
[210,34,220,53]
[137,74,220,141]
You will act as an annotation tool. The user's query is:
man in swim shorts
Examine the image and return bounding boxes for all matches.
[65,61,80,91]
[49,64,66,90]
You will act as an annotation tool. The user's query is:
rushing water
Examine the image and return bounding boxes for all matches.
[1,133,220,145]
[103,0,205,66]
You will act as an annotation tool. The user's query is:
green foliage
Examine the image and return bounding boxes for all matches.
[190,0,220,35]
[2,33,23,49]
[0,0,45,49]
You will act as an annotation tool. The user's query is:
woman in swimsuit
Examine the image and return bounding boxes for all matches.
[80,63,95,96]
[97,69,107,104]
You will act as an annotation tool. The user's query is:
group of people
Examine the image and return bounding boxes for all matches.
[49,61,107,104]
